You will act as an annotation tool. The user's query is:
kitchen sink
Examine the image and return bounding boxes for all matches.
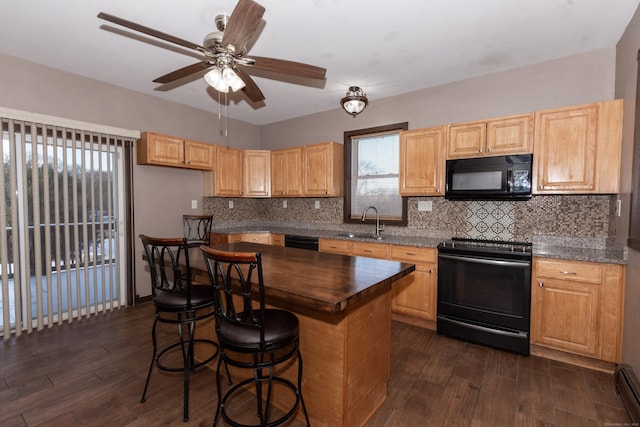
[335,233,385,240]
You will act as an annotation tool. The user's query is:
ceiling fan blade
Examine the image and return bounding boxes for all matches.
[153,61,213,84]
[248,56,326,80]
[235,66,265,103]
[97,12,206,53]
[221,0,265,54]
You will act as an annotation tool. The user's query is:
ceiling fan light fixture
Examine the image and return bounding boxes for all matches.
[204,68,229,93]
[222,66,246,92]
[341,86,368,117]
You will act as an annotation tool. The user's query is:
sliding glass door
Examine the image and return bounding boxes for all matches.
[1,118,132,337]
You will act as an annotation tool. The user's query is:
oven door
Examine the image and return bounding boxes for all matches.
[437,252,531,332]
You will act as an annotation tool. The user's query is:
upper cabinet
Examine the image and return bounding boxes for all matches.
[447,113,533,159]
[137,132,214,170]
[399,126,446,196]
[243,150,271,198]
[533,99,623,194]
[271,147,303,197]
[214,145,244,197]
[303,141,344,197]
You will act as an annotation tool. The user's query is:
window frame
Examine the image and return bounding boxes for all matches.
[343,122,408,226]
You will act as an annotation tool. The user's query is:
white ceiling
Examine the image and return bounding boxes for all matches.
[1,0,638,125]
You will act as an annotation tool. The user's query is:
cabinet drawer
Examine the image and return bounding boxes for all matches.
[270,234,284,246]
[389,245,436,264]
[534,258,604,284]
[319,238,352,255]
[351,241,389,259]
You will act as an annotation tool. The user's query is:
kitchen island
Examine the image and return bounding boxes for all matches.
[189,242,415,427]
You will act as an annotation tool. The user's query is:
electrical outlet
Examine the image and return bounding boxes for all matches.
[191,200,197,209]
[418,201,432,212]
[314,200,320,209]
[283,200,288,208]
[228,200,234,209]
[617,199,622,217]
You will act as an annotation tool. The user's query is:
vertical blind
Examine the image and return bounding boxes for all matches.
[1,116,134,338]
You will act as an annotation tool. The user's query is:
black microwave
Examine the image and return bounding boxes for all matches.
[445,154,533,200]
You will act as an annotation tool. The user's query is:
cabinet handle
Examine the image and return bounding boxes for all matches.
[487,148,493,153]
[436,188,441,193]
[560,271,577,275]
[406,252,417,256]
[479,149,483,153]
[428,269,434,274]
[538,282,544,287]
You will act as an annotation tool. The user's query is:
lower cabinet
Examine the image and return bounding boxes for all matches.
[319,238,436,327]
[530,257,625,363]
[389,245,437,323]
[212,232,274,245]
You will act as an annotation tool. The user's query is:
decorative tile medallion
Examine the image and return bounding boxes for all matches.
[466,200,515,240]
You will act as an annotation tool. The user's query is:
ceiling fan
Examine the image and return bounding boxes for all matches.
[97,0,326,103]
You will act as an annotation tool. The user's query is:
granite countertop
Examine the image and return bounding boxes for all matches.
[211,225,628,265]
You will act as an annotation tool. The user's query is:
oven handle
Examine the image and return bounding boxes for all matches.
[438,315,529,339]
[438,253,530,268]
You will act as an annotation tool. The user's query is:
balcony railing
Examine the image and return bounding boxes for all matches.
[3,221,117,279]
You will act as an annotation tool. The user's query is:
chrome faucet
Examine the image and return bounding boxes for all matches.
[361,206,384,237]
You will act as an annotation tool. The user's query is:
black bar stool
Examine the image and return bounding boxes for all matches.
[139,235,220,422]
[200,245,311,427]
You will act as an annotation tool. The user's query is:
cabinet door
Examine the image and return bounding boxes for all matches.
[392,264,436,321]
[184,140,214,170]
[303,142,343,196]
[271,147,303,197]
[534,104,598,193]
[138,132,184,166]
[533,100,623,194]
[486,114,533,155]
[531,277,601,358]
[389,246,437,321]
[399,126,445,196]
[215,146,243,196]
[447,122,486,159]
[244,150,270,197]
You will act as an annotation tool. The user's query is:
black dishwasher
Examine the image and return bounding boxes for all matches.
[284,235,319,251]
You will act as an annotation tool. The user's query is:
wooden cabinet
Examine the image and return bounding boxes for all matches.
[214,146,244,197]
[243,150,270,197]
[447,113,533,159]
[270,234,284,246]
[389,246,437,323]
[531,257,625,363]
[271,147,303,197]
[303,142,344,196]
[533,99,623,194]
[319,238,353,255]
[399,126,446,196]
[351,241,389,259]
[319,238,436,329]
[137,132,214,170]
[226,233,273,245]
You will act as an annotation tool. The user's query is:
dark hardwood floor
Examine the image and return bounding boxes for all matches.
[0,303,632,426]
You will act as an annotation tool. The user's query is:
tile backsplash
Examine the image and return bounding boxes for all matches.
[203,194,618,241]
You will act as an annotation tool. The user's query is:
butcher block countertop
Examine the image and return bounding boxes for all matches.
[189,242,416,315]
